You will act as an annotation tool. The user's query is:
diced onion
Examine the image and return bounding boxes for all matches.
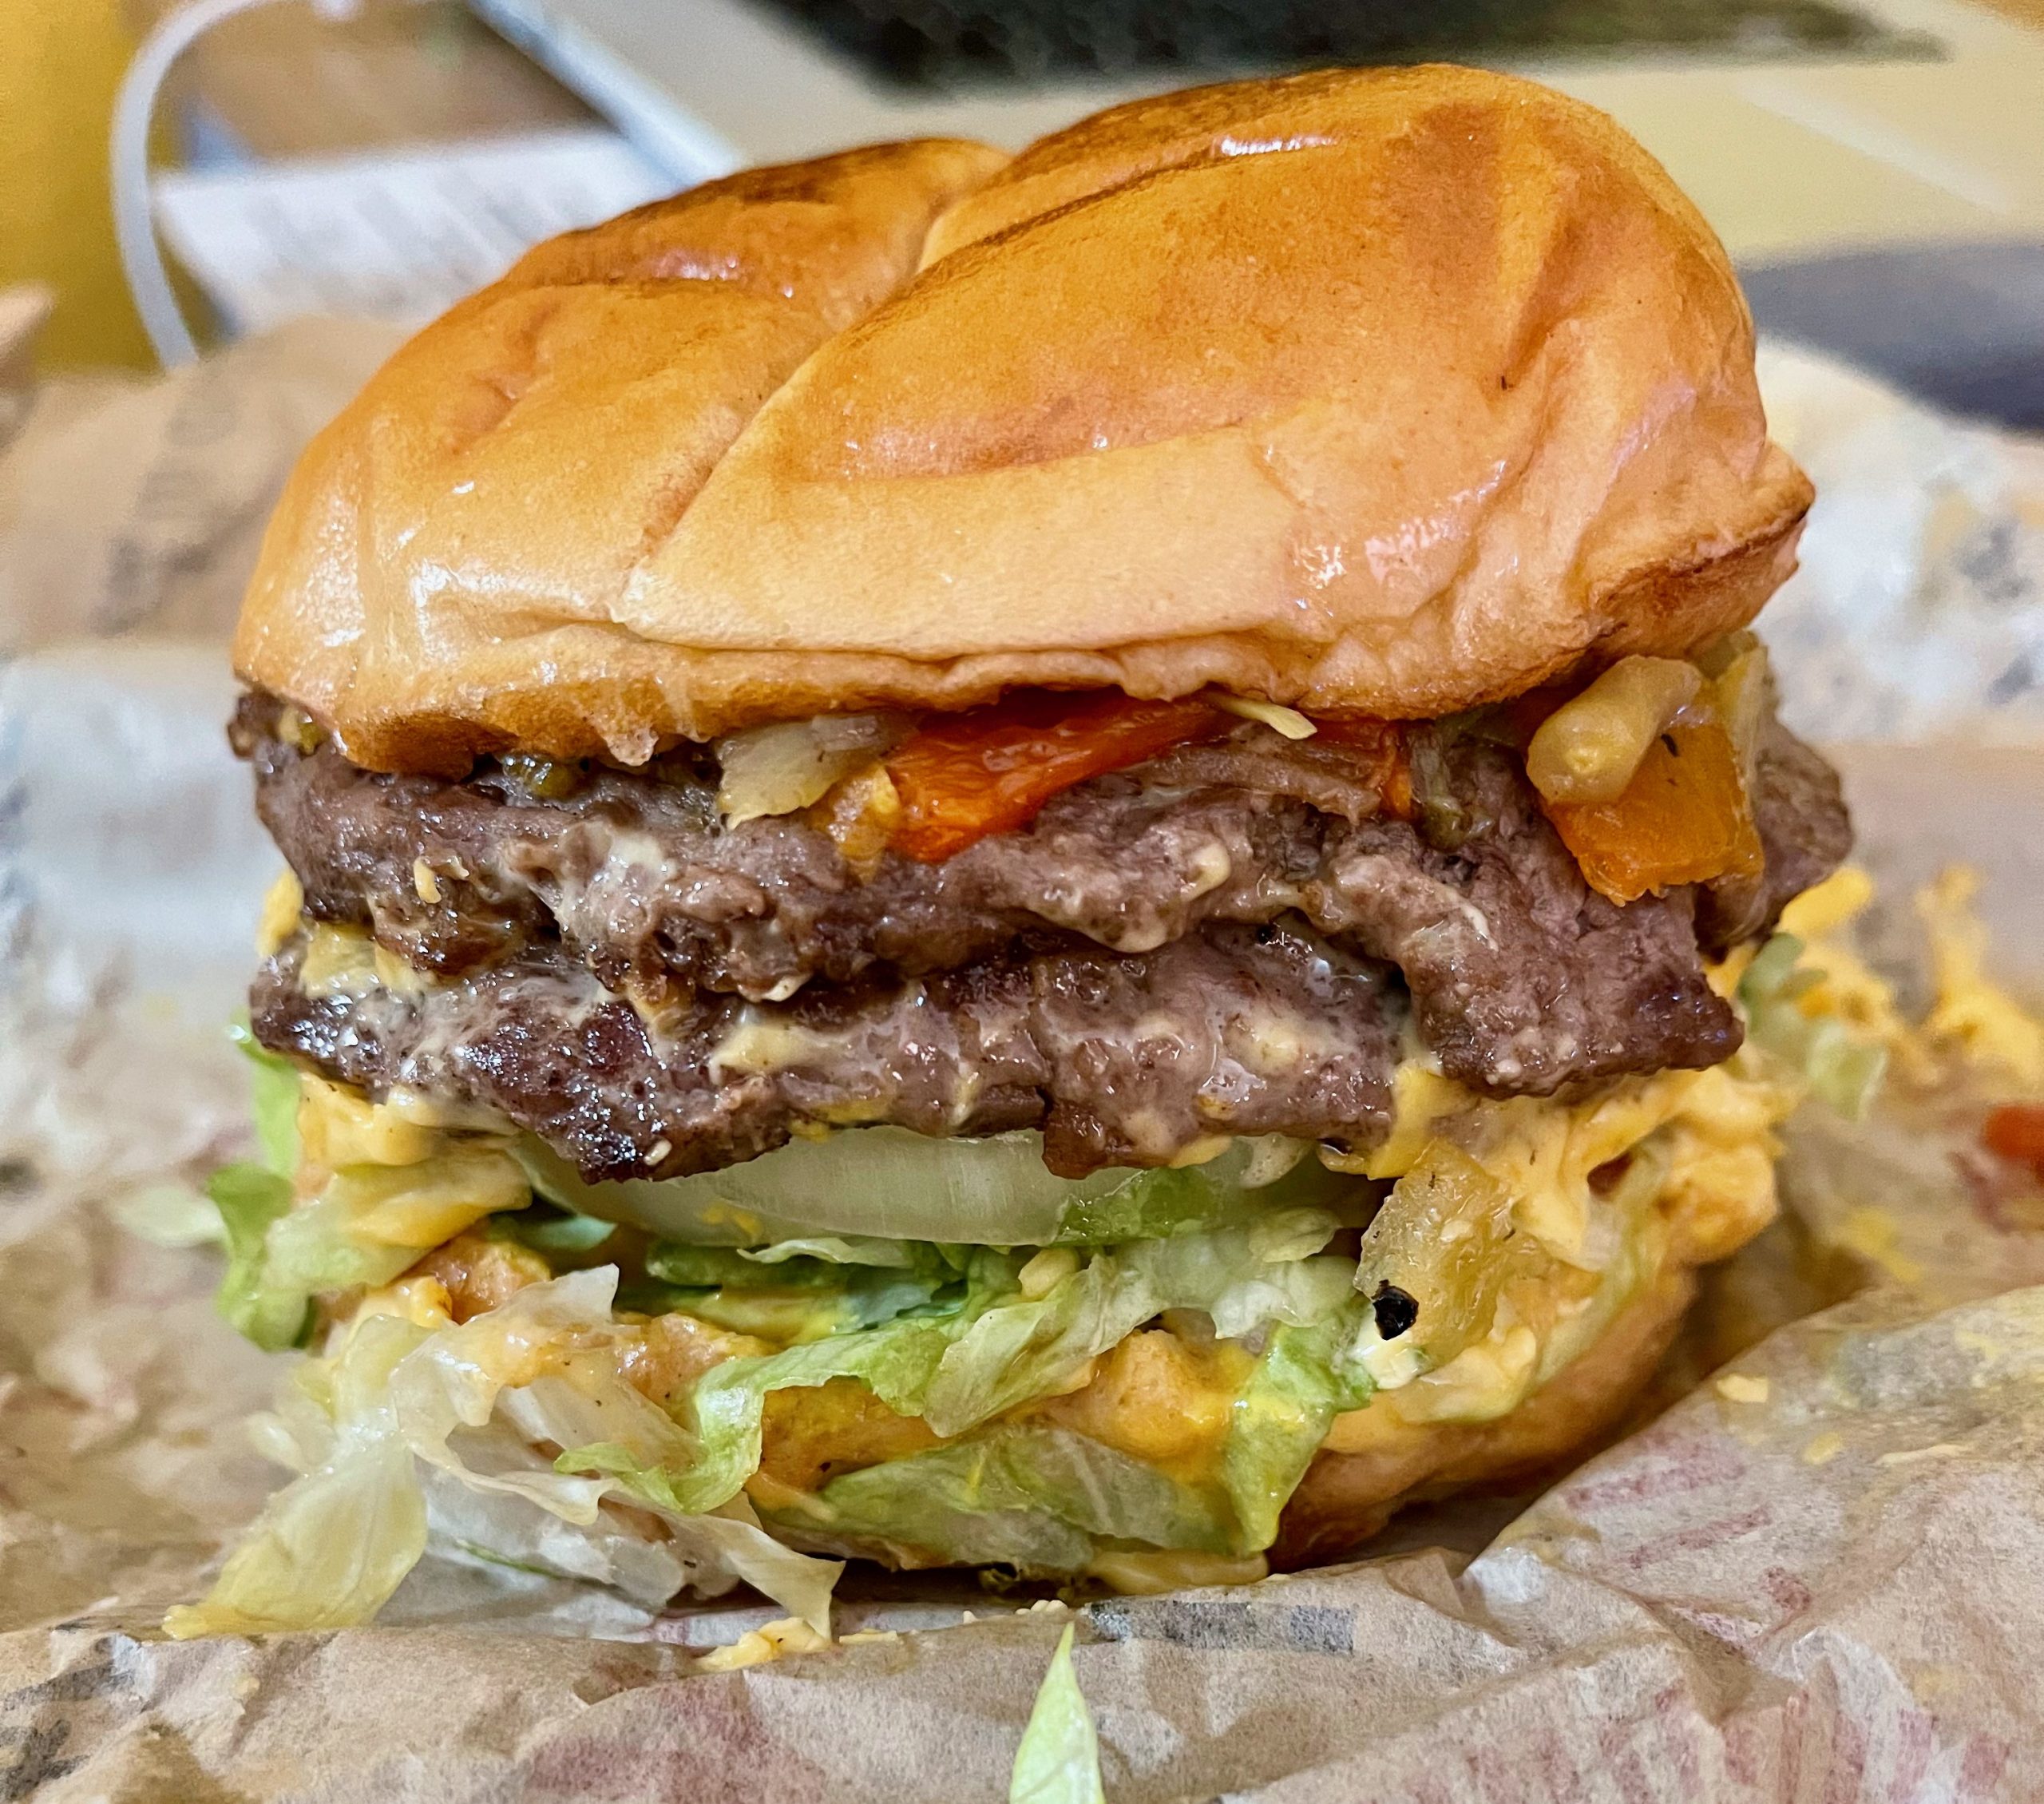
[1526,656,1703,804]
[1210,694,1317,739]
[816,763,902,876]
[1690,628,1758,680]
[715,715,905,826]
[1707,639,1771,792]
[1353,1140,1540,1384]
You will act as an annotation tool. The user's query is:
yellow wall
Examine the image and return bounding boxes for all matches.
[0,0,155,370]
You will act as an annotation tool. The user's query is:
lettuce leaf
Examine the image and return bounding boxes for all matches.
[1010,1624,1106,1804]
[642,1239,969,1342]
[169,1271,842,1638]
[210,1136,533,1353]
[798,1426,1234,1571]
[504,1206,622,1255]
[209,1184,438,1354]
[648,1239,961,1284]
[785,1301,1377,1573]
[208,1163,307,1351]
[165,1310,432,1636]
[1220,1304,1375,1551]
[739,1236,941,1269]
[572,1307,969,1519]
[1741,933,1888,1120]
[206,1028,321,1350]
[176,1192,1375,1635]
[385,1267,841,1631]
[565,1211,1352,1528]
[228,1020,302,1176]
[921,1212,1345,1436]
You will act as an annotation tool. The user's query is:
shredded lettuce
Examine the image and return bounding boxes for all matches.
[1220,1305,1376,1551]
[569,1306,966,1520]
[642,1239,969,1341]
[208,1163,307,1350]
[564,1211,1357,1542]
[738,1235,930,1267]
[504,1207,622,1255]
[419,1466,828,1619]
[1010,1624,1106,1804]
[921,1211,1345,1435]
[387,1268,841,1631]
[229,1021,304,1177]
[204,1028,319,1349]
[208,1062,534,1352]
[210,1166,518,1357]
[185,1022,1400,1631]
[1741,933,1889,1120]
[165,1310,431,1636]
[178,1203,1377,1632]
[169,1271,842,1638]
[649,1239,960,1282]
[808,1427,1235,1568]
[785,1308,1377,1572]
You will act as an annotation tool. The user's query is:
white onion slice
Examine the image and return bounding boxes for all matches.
[513,1128,1353,1249]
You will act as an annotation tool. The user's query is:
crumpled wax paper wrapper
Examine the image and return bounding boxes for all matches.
[0,316,405,656]
[3,323,2044,1801]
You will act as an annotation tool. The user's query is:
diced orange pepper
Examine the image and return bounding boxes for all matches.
[1983,1103,2044,1178]
[1313,717,1416,820]
[884,691,1226,862]
[1543,720,1764,905]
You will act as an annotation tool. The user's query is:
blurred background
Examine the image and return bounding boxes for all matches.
[3,0,2042,414]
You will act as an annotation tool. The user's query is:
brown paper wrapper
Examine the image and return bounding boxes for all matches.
[5,327,2044,1799]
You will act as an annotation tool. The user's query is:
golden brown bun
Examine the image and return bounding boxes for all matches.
[1272,1261,1695,1568]
[235,66,1810,775]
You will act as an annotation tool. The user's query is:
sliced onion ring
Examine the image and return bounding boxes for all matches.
[514,1128,1365,1249]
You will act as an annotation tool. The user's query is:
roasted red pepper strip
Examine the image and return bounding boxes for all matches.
[885,691,1226,862]
[1983,1103,2044,1179]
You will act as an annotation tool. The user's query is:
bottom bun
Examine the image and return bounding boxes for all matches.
[1274,1261,1694,1568]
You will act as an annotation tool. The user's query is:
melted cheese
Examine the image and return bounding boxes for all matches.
[257,869,303,958]
[298,1072,445,1173]
[709,1010,846,1078]
[1917,866,2044,1088]
[695,1618,831,1672]
[322,1146,529,1248]
[1350,1062,1472,1180]
[297,922,432,1001]
[1337,1011,1801,1429]
[752,1378,942,1493]
[1032,1328,1254,1476]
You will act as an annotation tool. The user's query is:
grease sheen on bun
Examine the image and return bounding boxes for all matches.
[234,65,1812,775]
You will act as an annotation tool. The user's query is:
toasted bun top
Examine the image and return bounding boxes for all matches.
[235,65,1811,775]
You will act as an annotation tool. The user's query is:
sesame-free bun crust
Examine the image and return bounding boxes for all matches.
[236,66,1812,774]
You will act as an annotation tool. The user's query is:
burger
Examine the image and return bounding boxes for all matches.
[170,65,1853,1639]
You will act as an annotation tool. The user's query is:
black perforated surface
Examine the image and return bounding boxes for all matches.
[745,0,1917,89]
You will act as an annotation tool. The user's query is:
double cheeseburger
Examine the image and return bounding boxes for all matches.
[173,65,1851,1638]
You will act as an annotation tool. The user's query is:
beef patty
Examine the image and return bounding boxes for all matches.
[256,918,1400,1180]
[236,694,1849,1180]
